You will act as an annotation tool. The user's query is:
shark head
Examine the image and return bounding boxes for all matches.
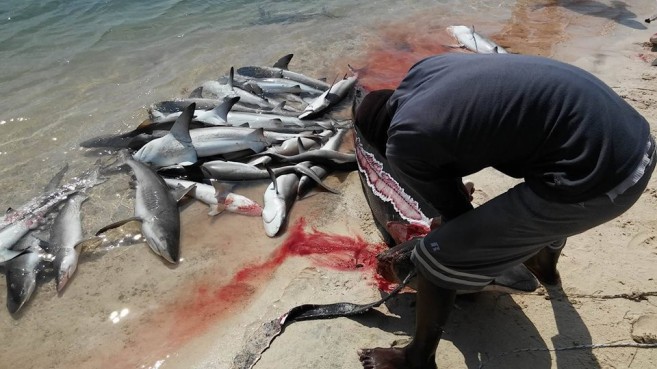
[55,247,80,293]
[141,219,180,263]
[132,136,196,168]
[262,183,287,237]
[6,252,39,314]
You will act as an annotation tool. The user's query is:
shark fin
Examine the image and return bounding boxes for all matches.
[228,67,236,91]
[210,179,234,202]
[189,86,203,98]
[265,165,279,194]
[211,96,240,123]
[69,236,100,256]
[169,103,195,144]
[44,164,69,193]
[272,101,286,113]
[288,85,303,94]
[268,118,284,127]
[247,155,271,167]
[0,248,27,263]
[294,164,339,194]
[246,128,267,152]
[243,81,264,95]
[208,204,225,216]
[96,217,142,236]
[297,137,309,154]
[136,118,154,130]
[171,184,196,203]
[273,54,293,69]
[157,164,185,172]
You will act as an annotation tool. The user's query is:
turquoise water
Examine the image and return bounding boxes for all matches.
[1,1,655,368]
[0,0,517,212]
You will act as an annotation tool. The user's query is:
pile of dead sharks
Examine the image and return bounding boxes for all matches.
[0,53,359,314]
[0,25,510,317]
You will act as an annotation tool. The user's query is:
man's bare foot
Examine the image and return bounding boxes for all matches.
[358,348,436,369]
[523,248,561,286]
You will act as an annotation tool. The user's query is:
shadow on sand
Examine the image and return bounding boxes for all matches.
[538,0,646,30]
[353,284,602,369]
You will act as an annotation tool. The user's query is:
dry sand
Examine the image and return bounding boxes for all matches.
[214,14,657,369]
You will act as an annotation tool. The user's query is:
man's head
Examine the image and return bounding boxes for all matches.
[352,89,395,156]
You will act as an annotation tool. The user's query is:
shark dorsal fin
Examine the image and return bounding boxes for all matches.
[171,184,196,202]
[244,81,264,95]
[273,101,286,112]
[136,118,153,130]
[189,86,203,98]
[273,54,293,69]
[210,96,240,123]
[297,137,308,154]
[228,67,236,90]
[170,103,195,143]
[44,163,69,193]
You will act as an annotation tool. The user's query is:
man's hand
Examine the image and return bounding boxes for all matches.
[431,179,474,230]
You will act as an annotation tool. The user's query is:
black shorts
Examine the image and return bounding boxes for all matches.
[413,137,656,290]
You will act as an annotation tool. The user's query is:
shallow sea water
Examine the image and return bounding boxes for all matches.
[1,0,656,368]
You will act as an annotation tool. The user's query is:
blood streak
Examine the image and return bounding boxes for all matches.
[353,25,456,91]
[125,218,388,367]
[386,221,430,244]
[223,194,263,216]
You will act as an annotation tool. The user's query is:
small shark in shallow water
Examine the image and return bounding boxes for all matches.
[4,234,52,314]
[49,193,88,292]
[98,150,184,264]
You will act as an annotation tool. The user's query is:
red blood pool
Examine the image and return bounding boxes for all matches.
[354,28,455,91]
[153,218,388,360]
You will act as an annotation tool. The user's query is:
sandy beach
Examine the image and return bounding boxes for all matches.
[213,12,657,369]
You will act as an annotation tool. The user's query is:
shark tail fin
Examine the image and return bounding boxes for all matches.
[265,165,279,194]
[209,179,232,216]
[210,179,234,201]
